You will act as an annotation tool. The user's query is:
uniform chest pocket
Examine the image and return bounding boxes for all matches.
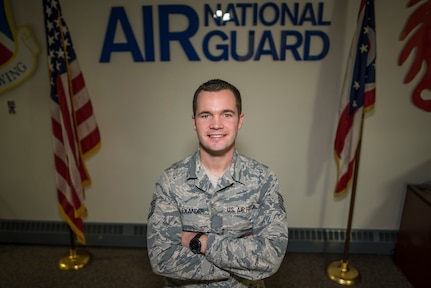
[180,206,210,232]
[221,203,259,238]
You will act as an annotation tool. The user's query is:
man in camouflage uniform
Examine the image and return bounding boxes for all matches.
[147,79,288,287]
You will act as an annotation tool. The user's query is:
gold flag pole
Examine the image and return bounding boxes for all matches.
[327,114,365,285]
[58,226,90,270]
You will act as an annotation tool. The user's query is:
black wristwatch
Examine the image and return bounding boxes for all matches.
[189,232,205,254]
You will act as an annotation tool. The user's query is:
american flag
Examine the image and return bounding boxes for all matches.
[334,0,376,196]
[43,0,101,244]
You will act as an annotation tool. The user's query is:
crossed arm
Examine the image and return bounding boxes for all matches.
[147,173,288,281]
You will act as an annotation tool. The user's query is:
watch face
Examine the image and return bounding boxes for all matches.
[190,238,201,254]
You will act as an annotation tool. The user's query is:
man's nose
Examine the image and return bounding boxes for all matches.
[210,116,223,129]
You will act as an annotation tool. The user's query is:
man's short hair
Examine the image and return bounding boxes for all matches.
[193,79,242,116]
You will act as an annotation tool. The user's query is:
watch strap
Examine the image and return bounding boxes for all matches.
[190,232,205,254]
[193,232,205,241]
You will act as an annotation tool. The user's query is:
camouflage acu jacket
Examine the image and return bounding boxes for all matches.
[147,150,288,287]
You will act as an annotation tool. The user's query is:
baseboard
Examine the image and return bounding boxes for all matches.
[0,219,397,255]
[287,228,397,255]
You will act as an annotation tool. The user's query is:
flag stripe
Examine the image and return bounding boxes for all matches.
[44,0,101,245]
[334,0,376,196]
[75,101,94,127]
[80,126,101,156]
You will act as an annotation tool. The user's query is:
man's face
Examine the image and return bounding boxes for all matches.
[192,89,244,157]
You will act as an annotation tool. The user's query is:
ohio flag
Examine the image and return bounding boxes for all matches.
[334,0,376,196]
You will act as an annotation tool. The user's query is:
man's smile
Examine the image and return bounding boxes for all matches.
[208,134,226,138]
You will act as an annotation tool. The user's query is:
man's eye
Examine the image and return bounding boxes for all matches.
[224,113,233,118]
[200,114,210,119]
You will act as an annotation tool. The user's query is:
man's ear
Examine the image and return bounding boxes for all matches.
[192,115,197,130]
[238,113,245,129]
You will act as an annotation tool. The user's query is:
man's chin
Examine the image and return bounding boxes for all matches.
[200,145,233,157]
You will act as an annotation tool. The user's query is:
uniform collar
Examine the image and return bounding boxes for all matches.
[187,149,245,185]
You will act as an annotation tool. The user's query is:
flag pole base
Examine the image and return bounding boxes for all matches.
[58,248,90,270]
[327,260,360,286]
